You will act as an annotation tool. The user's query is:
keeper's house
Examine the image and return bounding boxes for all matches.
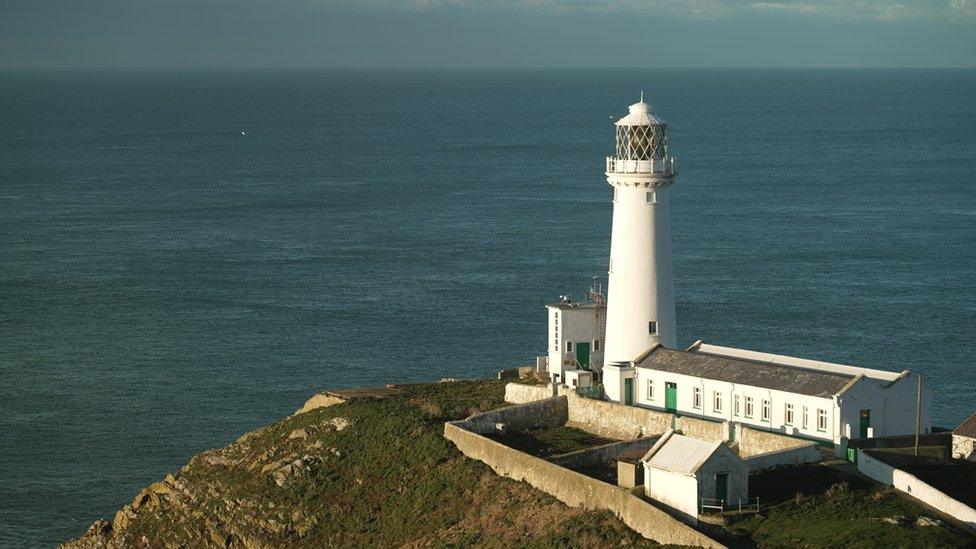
[611,340,932,454]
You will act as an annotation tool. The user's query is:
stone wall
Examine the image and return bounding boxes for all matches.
[676,416,729,442]
[555,388,672,440]
[548,436,660,470]
[859,450,976,532]
[737,426,811,458]
[952,435,975,462]
[463,396,567,435]
[742,443,820,472]
[504,383,553,404]
[444,421,725,548]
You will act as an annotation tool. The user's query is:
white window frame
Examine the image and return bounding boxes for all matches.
[566,341,573,353]
[802,406,809,430]
[761,399,771,422]
[593,339,601,351]
[646,191,657,204]
[693,386,702,409]
[745,396,754,418]
[713,391,723,414]
[817,408,828,432]
[648,321,657,335]
[785,403,794,425]
[647,379,654,400]
[733,394,741,417]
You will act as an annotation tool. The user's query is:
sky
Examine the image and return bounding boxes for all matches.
[1,0,975,68]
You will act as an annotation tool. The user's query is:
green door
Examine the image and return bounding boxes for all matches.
[860,409,870,439]
[665,382,677,412]
[624,378,634,406]
[715,473,729,504]
[576,342,590,371]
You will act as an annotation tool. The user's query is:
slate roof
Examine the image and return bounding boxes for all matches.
[645,434,722,475]
[634,346,856,398]
[954,412,976,439]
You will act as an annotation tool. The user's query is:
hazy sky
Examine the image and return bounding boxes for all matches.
[2,0,975,68]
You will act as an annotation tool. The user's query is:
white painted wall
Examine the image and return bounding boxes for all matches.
[632,367,837,444]
[838,373,932,440]
[646,467,699,521]
[547,305,605,382]
[603,365,634,404]
[604,183,677,365]
[858,451,976,531]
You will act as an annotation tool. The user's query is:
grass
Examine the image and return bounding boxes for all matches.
[726,464,976,548]
[488,425,615,458]
[80,380,662,548]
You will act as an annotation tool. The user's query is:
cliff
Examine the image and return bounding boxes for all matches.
[62,380,658,548]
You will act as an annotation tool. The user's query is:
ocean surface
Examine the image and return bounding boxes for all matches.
[1,68,974,546]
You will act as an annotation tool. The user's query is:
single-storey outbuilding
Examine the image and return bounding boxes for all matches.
[641,431,748,523]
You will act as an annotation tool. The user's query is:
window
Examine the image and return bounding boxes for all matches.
[817,409,828,432]
[761,399,771,422]
[593,339,601,351]
[566,341,573,352]
[647,379,654,400]
[648,321,658,335]
[802,406,809,429]
[713,391,723,413]
[693,387,702,409]
[733,394,741,416]
[785,403,794,425]
[646,191,657,204]
[572,378,578,387]
[745,396,754,418]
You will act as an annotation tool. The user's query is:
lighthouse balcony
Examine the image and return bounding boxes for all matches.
[606,156,677,175]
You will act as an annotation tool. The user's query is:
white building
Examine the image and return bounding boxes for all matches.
[601,95,678,404]
[641,431,749,523]
[545,293,605,384]
[611,341,932,454]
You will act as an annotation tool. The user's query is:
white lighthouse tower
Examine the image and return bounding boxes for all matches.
[602,94,678,404]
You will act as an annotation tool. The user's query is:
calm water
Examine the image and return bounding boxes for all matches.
[1,69,974,546]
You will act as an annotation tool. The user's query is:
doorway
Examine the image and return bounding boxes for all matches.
[624,378,634,406]
[665,382,677,412]
[860,409,870,439]
[715,473,729,504]
[576,342,590,370]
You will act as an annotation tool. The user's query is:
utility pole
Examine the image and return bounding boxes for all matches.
[914,372,922,460]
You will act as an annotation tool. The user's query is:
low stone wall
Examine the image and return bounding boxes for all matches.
[444,421,725,548]
[556,388,672,440]
[953,435,976,462]
[549,436,660,470]
[743,443,820,472]
[463,396,567,435]
[737,426,810,458]
[504,383,553,404]
[859,450,976,531]
[676,416,728,442]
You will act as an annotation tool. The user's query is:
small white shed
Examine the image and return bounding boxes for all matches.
[641,431,749,522]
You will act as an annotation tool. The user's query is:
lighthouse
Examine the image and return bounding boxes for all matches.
[602,94,678,404]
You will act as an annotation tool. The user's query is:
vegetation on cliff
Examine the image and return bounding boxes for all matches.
[63,380,659,548]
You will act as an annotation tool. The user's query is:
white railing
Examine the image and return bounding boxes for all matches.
[606,156,677,175]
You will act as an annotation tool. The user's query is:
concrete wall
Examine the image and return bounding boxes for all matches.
[742,444,820,472]
[463,397,567,435]
[444,421,725,548]
[858,450,976,532]
[549,436,660,470]
[952,435,975,462]
[556,387,672,440]
[504,383,553,404]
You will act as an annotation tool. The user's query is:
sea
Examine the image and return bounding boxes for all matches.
[1,68,974,546]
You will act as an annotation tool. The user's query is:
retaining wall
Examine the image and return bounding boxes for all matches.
[504,383,553,404]
[463,396,567,435]
[858,450,976,531]
[676,416,728,442]
[444,421,725,548]
[737,426,811,458]
[549,436,661,470]
[742,443,820,472]
[555,388,672,440]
